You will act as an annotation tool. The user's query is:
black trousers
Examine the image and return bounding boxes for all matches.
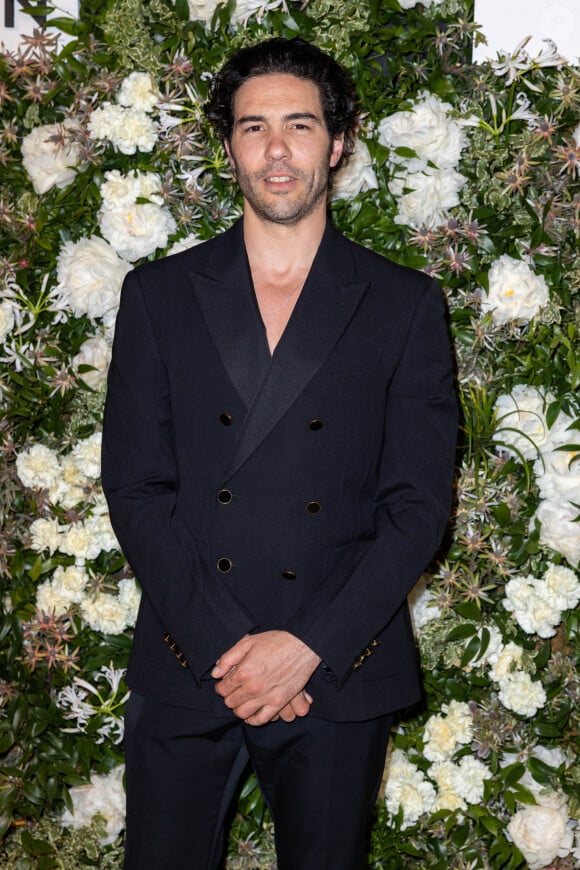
[124,692,392,870]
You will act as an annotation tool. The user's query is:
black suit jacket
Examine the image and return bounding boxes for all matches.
[101,219,457,721]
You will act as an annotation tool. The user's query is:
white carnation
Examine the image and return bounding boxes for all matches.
[71,432,102,480]
[332,140,378,201]
[542,563,580,611]
[533,499,580,567]
[481,254,549,326]
[118,578,141,627]
[51,454,88,508]
[84,513,119,553]
[60,522,103,561]
[72,336,112,390]
[231,0,287,24]
[51,565,90,605]
[456,755,492,803]
[100,170,162,210]
[117,72,160,112]
[508,804,574,870]
[498,671,547,717]
[89,103,158,155]
[21,121,80,194]
[503,573,562,637]
[488,642,524,682]
[56,236,132,324]
[187,0,222,23]
[472,623,503,666]
[493,385,553,460]
[166,233,204,256]
[29,517,62,554]
[80,592,129,635]
[16,444,61,491]
[423,701,473,762]
[398,0,441,7]
[0,300,16,343]
[378,93,465,173]
[389,165,467,228]
[99,202,176,262]
[61,766,125,845]
[36,580,71,617]
[384,749,436,828]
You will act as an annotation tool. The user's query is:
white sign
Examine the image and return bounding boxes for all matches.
[473,0,579,65]
[1,1,79,52]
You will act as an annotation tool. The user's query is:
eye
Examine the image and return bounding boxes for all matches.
[243,124,263,133]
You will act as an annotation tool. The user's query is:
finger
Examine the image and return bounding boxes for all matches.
[278,705,297,723]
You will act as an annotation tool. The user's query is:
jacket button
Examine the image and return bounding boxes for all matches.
[309,418,323,431]
[281,569,297,580]
[220,412,233,426]
[217,557,233,573]
[217,489,232,504]
[306,501,321,514]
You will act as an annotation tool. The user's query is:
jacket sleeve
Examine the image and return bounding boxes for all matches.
[285,279,458,688]
[101,270,259,684]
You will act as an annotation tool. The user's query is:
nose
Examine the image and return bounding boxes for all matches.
[265,129,290,162]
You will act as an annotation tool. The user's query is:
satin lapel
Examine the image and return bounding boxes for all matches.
[223,225,369,482]
[188,222,269,410]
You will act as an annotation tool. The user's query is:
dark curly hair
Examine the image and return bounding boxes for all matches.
[204,37,359,177]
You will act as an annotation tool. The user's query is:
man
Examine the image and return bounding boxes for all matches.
[102,37,457,870]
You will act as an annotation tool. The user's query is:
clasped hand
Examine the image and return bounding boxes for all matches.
[211,630,321,726]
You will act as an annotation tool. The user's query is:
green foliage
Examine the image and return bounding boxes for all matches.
[0,0,578,866]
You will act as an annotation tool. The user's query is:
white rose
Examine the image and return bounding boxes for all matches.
[72,335,112,390]
[384,749,436,828]
[21,121,80,194]
[498,672,547,717]
[533,499,580,566]
[535,435,580,505]
[16,444,61,491]
[70,432,102,480]
[542,563,580,611]
[389,165,466,228]
[61,766,125,845]
[29,517,62,554]
[117,72,160,112]
[99,202,176,262]
[488,642,524,682]
[408,574,440,632]
[80,592,129,635]
[378,93,465,172]
[515,747,568,803]
[56,236,132,324]
[166,233,204,256]
[481,254,549,326]
[60,522,103,561]
[332,140,378,201]
[493,385,553,460]
[508,804,573,870]
[0,300,16,343]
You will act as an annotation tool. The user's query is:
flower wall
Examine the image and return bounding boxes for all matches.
[0,0,578,867]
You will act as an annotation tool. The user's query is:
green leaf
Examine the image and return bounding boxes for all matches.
[21,830,56,856]
[445,623,477,641]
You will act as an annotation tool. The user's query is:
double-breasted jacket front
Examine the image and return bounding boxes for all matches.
[101,219,458,721]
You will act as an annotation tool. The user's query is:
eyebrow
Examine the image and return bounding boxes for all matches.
[235,112,322,127]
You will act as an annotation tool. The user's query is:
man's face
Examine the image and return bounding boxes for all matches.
[225,73,343,226]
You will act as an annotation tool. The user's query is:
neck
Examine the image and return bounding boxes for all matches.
[242,205,327,276]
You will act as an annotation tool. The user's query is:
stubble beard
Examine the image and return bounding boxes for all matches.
[231,159,331,227]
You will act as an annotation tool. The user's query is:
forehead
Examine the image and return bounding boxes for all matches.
[232,73,324,119]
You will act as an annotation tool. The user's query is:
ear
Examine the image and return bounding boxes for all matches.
[224,139,236,172]
[329,133,344,169]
